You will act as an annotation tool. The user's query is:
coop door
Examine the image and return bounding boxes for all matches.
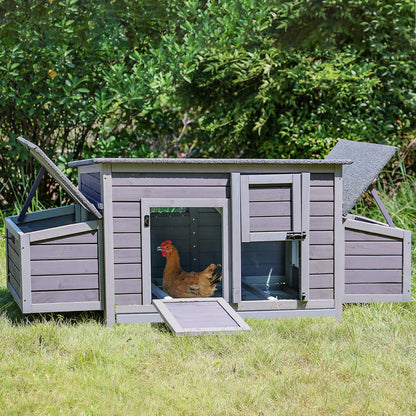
[233,173,310,305]
[141,198,229,305]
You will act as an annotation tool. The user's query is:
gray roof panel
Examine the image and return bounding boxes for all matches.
[326,139,397,214]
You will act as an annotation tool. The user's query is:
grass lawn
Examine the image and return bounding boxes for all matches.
[1,233,416,416]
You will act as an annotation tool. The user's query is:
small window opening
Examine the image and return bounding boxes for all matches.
[241,241,300,301]
[150,207,223,299]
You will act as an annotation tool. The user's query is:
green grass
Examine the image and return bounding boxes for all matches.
[0,170,415,415]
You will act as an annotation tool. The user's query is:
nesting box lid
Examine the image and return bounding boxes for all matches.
[17,137,102,219]
[326,139,397,214]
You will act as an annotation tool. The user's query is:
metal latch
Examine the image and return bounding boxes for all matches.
[144,215,150,228]
[286,231,306,241]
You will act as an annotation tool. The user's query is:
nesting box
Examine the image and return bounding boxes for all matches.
[5,138,411,332]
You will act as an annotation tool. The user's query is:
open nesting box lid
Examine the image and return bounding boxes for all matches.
[326,139,397,215]
[17,137,102,220]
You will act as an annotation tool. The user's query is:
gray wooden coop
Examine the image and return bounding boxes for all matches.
[5,138,411,332]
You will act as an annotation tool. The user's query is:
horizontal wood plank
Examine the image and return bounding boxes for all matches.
[114,263,142,279]
[32,290,99,304]
[310,231,333,245]
[250,216,291,233]
[345,270,403,284]
[115,294,142,305]
[310,259,334,274]
[345,255,402,270]
[345,229,401,243]
[345,283,402,295]
[32,274,99,291]
[34,231,98,245]
[113,218,141,233]
[309,274,333,289]
[310,216,333,231]
[309,288,333,300]
[31,244,98,261]
[112,173,229,187]
[309,245,333,259]
[310,187,333,201]
[115,278,142,294]
[345,241,403,256]
[310,173,334,187]
[114,249,142,264]
[249,201,291,217]
[113,186,229,202]
[310,202,334,216]
[113,202,141,218]
[113,233,141,249]
[249,186,291,202]
[31,259,99,276]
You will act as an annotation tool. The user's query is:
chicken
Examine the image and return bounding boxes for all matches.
[157,240,222,298]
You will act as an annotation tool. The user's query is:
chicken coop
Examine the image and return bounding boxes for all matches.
[5,138,411,333]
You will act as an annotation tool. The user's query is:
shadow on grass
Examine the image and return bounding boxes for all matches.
[0,287,104,326]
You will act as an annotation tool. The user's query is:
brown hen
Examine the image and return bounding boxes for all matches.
[157,240,222,298]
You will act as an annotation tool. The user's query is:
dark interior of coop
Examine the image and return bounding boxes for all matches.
[150,207,224,298]
[149,206,301,302]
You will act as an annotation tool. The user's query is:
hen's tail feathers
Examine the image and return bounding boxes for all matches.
[210,264,222,286]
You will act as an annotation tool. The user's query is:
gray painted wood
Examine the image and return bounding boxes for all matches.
[113,233,141,249]
[310,217,333,231]
[310,187,333,201]
[115,294,142,305]
[309,245,333,259]
[114,264,142,279]
[34,231,98,245]
[345,270,403,283]
[309,289,334,299]
[310,202,334,216]
[345,284,402,295]
[32,275,99,291]
[345,241,402,256]
[249,216,291,232]
[231,173,242,303]
[31,244,98,260]
[32,289,99,304]
[345,256,402,270]
[310,173,335,187]
[31,259,99,276]
[115,279,142,294]
[114,249,142,263]
[113,218,141,233]
[310,259,334,274]
[18,214,75,233]
[31,300,102,313]
[112,172,229,186]
[249,201,291,217]
[249,186,291,202]
[113,186,229,201]
[113,202,141,218]
[310,231,333,245]
[309,274,333,289]
[345,229,400,242]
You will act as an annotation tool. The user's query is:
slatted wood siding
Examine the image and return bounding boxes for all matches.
[30,231,100,304]
[80,172,102,205]
[345,229,403,296]
[248,186,292,233]
[112,173,229,305]
[309,173,334,300]
[6,229,22,301]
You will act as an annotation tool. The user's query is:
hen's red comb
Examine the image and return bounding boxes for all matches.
[161,240,172,247]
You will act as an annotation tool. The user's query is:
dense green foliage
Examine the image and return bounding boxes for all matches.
[1,0,415,209]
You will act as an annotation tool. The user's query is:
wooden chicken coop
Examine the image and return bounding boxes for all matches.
[5,138,411,333]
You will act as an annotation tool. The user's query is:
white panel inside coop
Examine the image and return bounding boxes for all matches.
[241,241,300,301]
[150,207,223,298]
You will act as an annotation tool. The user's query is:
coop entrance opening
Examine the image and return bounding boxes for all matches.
[241,240,301,301]
[141,199,229,302]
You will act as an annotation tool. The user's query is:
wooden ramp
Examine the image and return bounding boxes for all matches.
[153,298,251,336]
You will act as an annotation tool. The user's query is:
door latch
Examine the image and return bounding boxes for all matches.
[144,215,150,228]
[286,231,306,241]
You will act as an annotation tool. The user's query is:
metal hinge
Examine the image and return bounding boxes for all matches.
[286,231,306,241]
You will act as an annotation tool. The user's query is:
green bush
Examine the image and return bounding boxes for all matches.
[1,0,415,211]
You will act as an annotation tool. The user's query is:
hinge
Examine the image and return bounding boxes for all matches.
[286,231,306,241]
